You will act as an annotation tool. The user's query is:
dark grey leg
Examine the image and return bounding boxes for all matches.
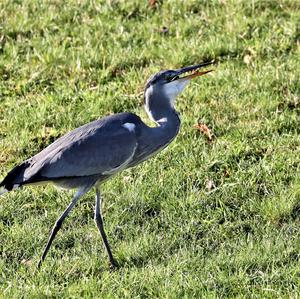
[37,187,90,268]
[94,187,118,268]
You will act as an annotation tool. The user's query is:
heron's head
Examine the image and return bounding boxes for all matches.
[144,62,213,122]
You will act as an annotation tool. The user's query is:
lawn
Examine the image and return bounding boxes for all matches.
[0,0,300,297]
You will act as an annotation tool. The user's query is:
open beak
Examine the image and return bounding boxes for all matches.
[162,61,214,100]
[174,61,214,81]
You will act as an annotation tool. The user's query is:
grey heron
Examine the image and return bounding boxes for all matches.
[0,62,213,268]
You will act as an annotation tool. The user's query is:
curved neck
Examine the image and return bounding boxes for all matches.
[145,100,180,127]
[145,98,181,144]
[145,87,176,121]
[128,93,181,167]
[155,109,181,131]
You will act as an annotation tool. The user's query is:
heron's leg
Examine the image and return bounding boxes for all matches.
[94,187,117,268]
[37,186,91,268]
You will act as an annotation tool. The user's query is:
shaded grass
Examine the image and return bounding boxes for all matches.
[0,0,300,297]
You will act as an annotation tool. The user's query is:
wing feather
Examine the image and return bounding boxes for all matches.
[23,113,138,181]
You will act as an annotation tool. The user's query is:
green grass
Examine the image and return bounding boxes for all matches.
[0,0,300,297]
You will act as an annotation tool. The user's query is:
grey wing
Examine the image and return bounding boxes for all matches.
[24,125,137,180]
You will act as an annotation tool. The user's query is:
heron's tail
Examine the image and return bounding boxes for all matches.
[0,161,30,192]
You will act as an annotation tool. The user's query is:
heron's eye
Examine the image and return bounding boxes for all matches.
[165,73,177,82]
[167,75,179,82]
[165,74,173,81]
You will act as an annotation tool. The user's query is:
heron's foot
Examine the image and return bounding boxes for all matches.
[37,259,43,269]
[109,259,119,271]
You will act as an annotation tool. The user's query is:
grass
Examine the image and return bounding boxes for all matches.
[0,0,300,297]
